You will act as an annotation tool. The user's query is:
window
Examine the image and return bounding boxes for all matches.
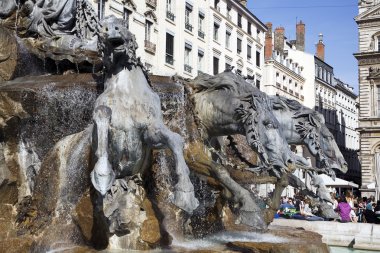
[124,9,132,29]
[238,14,242,27]
[213,57,219,75]
[185,3,193,32]
[166,0,175,21]
[256,79,261,90]
[198,50,204,73]
[247,44,252,60]
[213,23,219,41]
[256,51,261,67]
[214,0,219,9]
[237,38,242,54]
[227,5,231,19]
[145,20,153,42]
[247,22,252,35]
[98,0,105,19]
[378,36,380,52]
[165,33,174,65]
[198,13,205,38]
[184,43,192,73]
[225,62,231,70]
[226,31,231,49]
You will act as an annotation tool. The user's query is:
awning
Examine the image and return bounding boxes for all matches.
[319,174,359,188]
[366,182,376,189]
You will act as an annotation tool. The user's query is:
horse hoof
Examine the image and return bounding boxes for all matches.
[239,210,267,230]
[172,190,199,214]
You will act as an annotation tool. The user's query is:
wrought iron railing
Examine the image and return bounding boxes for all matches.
[166,11,175,21]
[198,30,205,39]
[184,64,192,73]
[166,54,174,65]
[185,23,193,32]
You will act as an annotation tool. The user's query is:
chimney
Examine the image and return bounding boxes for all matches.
[316,33,325,61]
[239,0,247,7]
[296,20,305,51]
[274,27,285,53]
[265,22,273,60]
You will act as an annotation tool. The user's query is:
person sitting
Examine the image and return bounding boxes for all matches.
[366,196,375,211]
[346,192,358,223]
[279,199,295,209]
[334,197,351,223]
[293,198,324,221]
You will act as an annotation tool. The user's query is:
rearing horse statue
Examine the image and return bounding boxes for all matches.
[90,16,198,213]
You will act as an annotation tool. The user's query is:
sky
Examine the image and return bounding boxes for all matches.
[248,0,359,93]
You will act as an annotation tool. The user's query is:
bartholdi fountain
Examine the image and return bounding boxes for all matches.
[0,1,347,252]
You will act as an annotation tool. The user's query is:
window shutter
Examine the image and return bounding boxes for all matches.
[166,33,174,56]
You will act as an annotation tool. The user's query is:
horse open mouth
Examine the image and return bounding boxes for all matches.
[108,38,124,51]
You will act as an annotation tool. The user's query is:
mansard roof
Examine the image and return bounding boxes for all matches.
[355,3,380,23]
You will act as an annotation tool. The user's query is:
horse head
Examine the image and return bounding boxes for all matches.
[295,110,348,174]
[99,15,138,73]
[237,94,300,177]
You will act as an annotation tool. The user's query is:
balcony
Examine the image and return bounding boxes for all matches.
[184,64,192,73]
[185,23,193,32]
[146,0,156,8]
[166,54,174,65]
[198,30,205,39]
[144,40,156,54]
[166,11,175,21]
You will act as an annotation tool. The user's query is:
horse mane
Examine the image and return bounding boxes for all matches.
[192,71,256,95]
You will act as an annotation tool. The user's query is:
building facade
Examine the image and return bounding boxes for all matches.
[355,0,380,199]
[334,78,361,184]
[314,55,337,137]
[262,21,360,197]
[262,22,306,104]
[91,0,267,83]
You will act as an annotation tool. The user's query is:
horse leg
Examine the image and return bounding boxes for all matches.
[144,123,199,214]
[91,105,115,196]
[265,173,288,222]
[210,161,267,228]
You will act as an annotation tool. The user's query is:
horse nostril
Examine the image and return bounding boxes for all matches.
[287,159,294,165]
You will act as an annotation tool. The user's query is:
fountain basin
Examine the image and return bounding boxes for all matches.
[271,219,380,251]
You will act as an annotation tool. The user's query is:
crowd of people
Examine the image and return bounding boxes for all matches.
[275,191,380,224]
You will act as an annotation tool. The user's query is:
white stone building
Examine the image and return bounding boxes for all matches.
[335,78,361,184]
[262,21,316,109]
[354,0,380,199]
[91,0,267,82]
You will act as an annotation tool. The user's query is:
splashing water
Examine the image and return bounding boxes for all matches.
[171,231,291,250]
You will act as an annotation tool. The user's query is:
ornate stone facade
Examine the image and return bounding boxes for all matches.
[355,1,380,199]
